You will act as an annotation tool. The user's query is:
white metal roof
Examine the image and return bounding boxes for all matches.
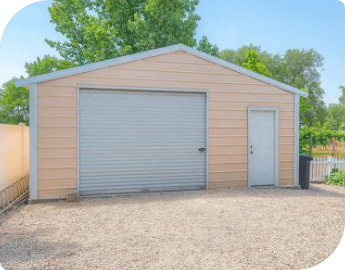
[15,44,308,97]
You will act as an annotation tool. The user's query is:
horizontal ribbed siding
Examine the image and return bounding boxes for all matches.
[36,51,295,199]
[78,90,207,195]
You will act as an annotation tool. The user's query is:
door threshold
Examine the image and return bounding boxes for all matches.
[250,184,276,189]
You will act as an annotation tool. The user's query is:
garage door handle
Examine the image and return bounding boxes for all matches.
[198,148,206,152]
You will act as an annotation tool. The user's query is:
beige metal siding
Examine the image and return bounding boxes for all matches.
[36,85,78,198]
[36,51,295,198]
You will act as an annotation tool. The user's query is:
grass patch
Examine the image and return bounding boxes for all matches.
[312,142,345,158]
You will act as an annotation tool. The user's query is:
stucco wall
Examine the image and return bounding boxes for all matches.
[36,51,295,198]
[0,124,29,191]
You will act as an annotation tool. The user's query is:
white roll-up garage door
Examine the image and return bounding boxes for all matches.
[78,89,207,196]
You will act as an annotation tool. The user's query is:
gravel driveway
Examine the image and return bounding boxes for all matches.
[1,184,344,270]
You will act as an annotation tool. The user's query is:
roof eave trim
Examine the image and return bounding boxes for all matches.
[15,43,308,97]
[178,45,308,98]
[15,44,184,88]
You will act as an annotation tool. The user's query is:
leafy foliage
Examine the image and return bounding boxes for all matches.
[0,78,29,126]
[300,89,312,124]
[325,168,345,187]
[0,56,75,126]
[339,85,345,104]
[242,50,272,77]
[46,0,201,65]
[196,36,219,56]
[273,49,327,125]
[219,45,327,125]
[219,44,272,67]
[299,124,345,155]
[326,103,345,130]
[218,49,235,63]
[24,55,76,77]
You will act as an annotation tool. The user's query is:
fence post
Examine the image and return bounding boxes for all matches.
[327,157,331,177]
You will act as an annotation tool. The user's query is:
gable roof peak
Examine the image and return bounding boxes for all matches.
[15,44,307,97]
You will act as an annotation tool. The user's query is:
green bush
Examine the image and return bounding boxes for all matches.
[325,168,345,187]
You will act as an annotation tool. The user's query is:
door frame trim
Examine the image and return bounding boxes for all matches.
[248,106,279,188]
[76,85,209,195]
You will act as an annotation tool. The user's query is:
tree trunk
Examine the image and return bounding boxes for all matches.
[333,138,337,158]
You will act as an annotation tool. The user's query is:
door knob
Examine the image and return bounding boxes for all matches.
[251,151,253,154]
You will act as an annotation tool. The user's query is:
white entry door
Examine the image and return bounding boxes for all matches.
[248,109,277,187]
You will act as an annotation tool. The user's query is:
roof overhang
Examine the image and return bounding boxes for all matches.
[15,44,308,97]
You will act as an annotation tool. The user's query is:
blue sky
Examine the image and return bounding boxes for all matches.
[0,0,344,105]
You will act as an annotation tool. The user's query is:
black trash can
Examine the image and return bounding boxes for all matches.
[299,154,312,189]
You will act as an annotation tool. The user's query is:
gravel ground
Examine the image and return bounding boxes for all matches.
[0,184,345,270]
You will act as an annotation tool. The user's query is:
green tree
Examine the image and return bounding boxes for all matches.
[0,78,29,126]
[299,123,343,156]
[219,45,327,125]
[242,50,272,77]
[218,49,235,63]
[274,49,326,125]
[46,0,201,65]
[24,55,76,77]
[300,88,312,125]
[219,44,274,67]
[196,36,219,56]
[339,85,345,104]
[327,103,345,130]
[0,56,74,126]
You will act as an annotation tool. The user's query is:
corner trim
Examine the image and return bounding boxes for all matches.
[29,84,38,200]
[77,85,80,195]
[294,94,300,187]
[206,91,209,190]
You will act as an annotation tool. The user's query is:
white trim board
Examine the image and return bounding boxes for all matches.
[76,85,80,195]
[29,84,38,200]
[248,106,279,188]
[15,44,307,98]
[294,94,300,187]
[76,85,209,195]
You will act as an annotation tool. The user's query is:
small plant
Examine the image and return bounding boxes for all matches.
[325,168,345,187]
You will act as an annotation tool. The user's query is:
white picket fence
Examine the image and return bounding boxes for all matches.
[309,157,345,182]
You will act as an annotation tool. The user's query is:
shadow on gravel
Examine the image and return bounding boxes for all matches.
[0,228,80,270]
[2,185,343,213]
[59,184,345,209]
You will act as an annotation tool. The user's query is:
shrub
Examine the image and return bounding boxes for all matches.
[325,168,345,187]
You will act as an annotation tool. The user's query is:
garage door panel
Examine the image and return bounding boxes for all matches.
[79,181,205,192]
[79,148,204,155]
[79,173,206,181]
[79,167,206,176]
[79,158,205,166]
[79,157,205,164]
[79,89,207,195]
[79,138,205,144]
[80,185,203,196]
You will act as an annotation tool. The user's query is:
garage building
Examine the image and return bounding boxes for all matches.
[15,44,308,200]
